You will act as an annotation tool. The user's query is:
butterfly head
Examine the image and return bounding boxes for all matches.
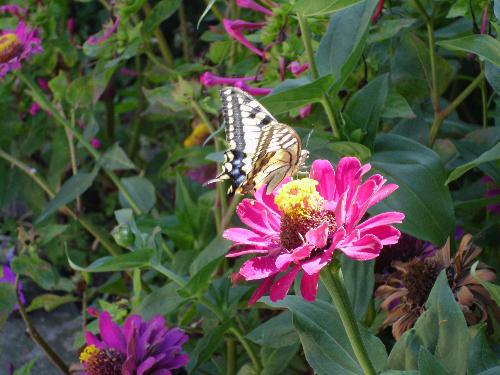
[299,149,309,167]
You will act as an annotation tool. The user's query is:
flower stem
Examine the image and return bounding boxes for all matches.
[321,264,376,375]
[296,12,340,138]
[226,338,236,375]
[480,63,488,128]
[15,277,70,375]
[66,110,81,212]
[142,1,174,66]
[178,2,191,61]
[16,70,143,215]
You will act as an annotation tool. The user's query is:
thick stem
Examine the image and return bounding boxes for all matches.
[429,71,485,145]
[321,264,376,375]
[426,21,439,113]
[228,326,261,373]
[226,338,236,375]
[16,277,70,375]
[480,63,488,128]
[179,2,191,61]
[297,12,340,138]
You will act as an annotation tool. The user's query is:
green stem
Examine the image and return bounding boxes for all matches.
[104,91,115,141]
[66,110,81,212]
[229,326,261,373]
[411,0,430,22]
[480,63,488,128]
[16,277,70,375]
[143,2,174,66]
[128,55,145,159]
[178,2,191,61]
[17,70,143,215]
[426,21,439,113]
[429,71,485,145]
[297,12,340,138]
[226,338,236,375]
[321,264,376,375]
[220,195,241,230]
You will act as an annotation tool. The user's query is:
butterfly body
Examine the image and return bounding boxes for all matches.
[205,87,309,195]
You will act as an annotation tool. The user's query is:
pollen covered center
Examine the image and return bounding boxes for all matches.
[80,344,123,375]
[0,33,23,63]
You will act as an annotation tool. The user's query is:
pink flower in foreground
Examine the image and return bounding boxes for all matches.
[86,16,120,45]
[81,311,188,375]
[224,157,404,303]
[0,22,42,78]
[288,61,309,77]
[223,19,265,57]
[234,80,272,96]
[236,0,273,16]
[200,71,255,88]
[0,5,27,18]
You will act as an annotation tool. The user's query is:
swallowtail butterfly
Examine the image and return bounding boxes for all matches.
[205,87,309,195]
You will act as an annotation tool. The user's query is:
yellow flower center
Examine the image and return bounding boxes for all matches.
[184,123,211,147]
[275,178,325,219]
[80,345,99,363]
[0,33,22,63]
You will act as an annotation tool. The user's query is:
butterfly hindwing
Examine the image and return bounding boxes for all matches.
[205,87,308,195]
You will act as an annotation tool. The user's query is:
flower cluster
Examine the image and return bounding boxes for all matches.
[81,311,188,375]
[224,157,404,303]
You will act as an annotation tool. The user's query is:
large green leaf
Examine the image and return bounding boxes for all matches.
[259,75,335,115]
[26,293,78,312]
[446,142,500,184]
[263,296,387,375]
[132,282,186,320]
[143,0,182,35]
[118,176,156,213]
[316,0,378,94]
[37,168,99,222]
[387,272,469,374]
[341,256,374,320]
[418,347,451,375]
[437,35,500,66]
[261,344,300,375]
[67,249,155,272]
[293,0,363,16]
[369,134,455,245]
[344,74,389,148]
[246,311,299,348]
[467,326,500,375]
[11,255,58,290]
[0,283,16,328]
[485,62,500,95]
[100,143,136,171]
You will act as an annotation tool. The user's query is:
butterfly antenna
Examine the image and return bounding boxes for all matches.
[304,129,314,149]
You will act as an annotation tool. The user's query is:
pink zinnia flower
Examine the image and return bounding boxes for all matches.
[236,0,273,16]
[0,4,27,18]
[0,22,42,79]
[81,311,188,375]
[288,61,309,77]
[224,157,404,303]
[200,71,255,88]
[223,19,265,57]
[86,16,120,45]
[234,80,271,96]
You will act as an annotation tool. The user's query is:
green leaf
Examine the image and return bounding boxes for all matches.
[437,35,500,66]
[485,62,500,95]
[328,142,372,161]
[26,293,78,312]
[383,90,416,119]
[187,320,232,373]
[67,249,155,272]
[259,75,335,115]
[11,255,58,290]
[197,0,217,29]
[48,71,68,102]
[341,256,374,320]
[118,176,156,213]
[387,272,469,374]
[471,262,500,307]
[368,18,416,44]
[143,0,182,35]
[370,134,455,245]
[293,0,363,16]
[344,74,389,148]
[263,296,387,375]
[247,311,299,348]
[261,344,300,375]
[37,168,99,223]
[446,142,500,184]
[316,0,378,94]
[418,347,451,375]
[0,282,16,328]
[66,76,94,108]
[13,359,36,375]
[100,143,136,171]
[478,368,500,375]
[189,236,230,275]
[467,326,500,375]
[132,282,186,320]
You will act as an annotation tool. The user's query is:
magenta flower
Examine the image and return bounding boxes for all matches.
[480,3,489,34]
[236,0,273,16]
[91,138,102,149]
[28,102,40,116]
[200,71,255,88]
[81,311,188,375]
[299,104,312,119]
[288,62,309,77]
[0,22,42,79]
[224,157,404,303]
[67,17,75,43]
[371,0,385,24]
[234,80,272,96]
[0,5,27,18]
[86,16,120,45]
[37,77,49,91]
[223,19,265,57]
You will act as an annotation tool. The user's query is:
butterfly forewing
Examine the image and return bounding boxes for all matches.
[205,87,308,195]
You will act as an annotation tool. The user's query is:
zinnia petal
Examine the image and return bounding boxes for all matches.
[269,266,301,301]
[300,272,320,301]
[310,159,335,200]
[99,311,126,354]
[240,256,279,280]
[248,275,276,305]
[339,234,383,260]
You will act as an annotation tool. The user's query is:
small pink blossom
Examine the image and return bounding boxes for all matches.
[91,138,102,149]
[86,16,120,45]
[223,19,265,57]
[37,77,49,91]
[200,71,255,87]
[234,80,271,96]
[288,62,309,77]
[0,22,42,79]
[28,102,40,116]
[224,157,404,303]
[371,0,385,24]
[299,104,312,119]
[480,4,488,34]
[236,0,273,16]
[0,5,27,18]
[67,17,75,43]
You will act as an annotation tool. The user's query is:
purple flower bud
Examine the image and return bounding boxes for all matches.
[299,104,312,119]
[28,102,40,116]
[288,61,309,76]
[236,0,273,16]
[86,16,120,45]
[234,80,271,96]
[200,71,255,87]
[91,138,102,149]
[223,19,265,57]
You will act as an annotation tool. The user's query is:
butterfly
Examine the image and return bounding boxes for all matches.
[205,87,309,195]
